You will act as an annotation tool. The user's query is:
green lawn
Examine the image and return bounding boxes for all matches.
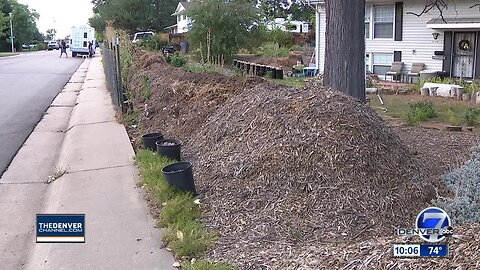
[0,52,17,57]
[368,94,480,126]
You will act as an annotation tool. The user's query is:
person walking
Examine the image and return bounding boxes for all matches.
[60,40,68,58]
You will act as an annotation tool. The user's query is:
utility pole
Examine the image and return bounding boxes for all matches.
[9,12,14,53]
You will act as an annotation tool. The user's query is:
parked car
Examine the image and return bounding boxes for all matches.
[47,41,60,50]
[22,43,38,50]
[132,31,154,44]
[162,45,176,55]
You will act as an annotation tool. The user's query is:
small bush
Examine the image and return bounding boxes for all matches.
[140,74,151,102]
[436,147,480,224]
[257,42,289,58]
[166,53,188,67]
[405,101,437,125]
[447,108,461,126]
[464,108,480,126]
[140,34,168,51]
[268,28,293,48]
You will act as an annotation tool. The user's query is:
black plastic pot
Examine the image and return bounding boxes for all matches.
[271,67,277,79]
[156,139,182,161]
[142,132,164,151]
[162,162,197,194]
[260,65,266,76]
[276,68,284,80]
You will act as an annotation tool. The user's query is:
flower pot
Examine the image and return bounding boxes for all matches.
[276,68,284,80]
[142,132,164,151]
[162,162,197,194]
[156,139,182,161]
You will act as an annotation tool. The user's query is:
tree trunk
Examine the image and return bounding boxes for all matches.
[324,0,365,102]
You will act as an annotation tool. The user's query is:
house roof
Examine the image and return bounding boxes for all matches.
[172,1,193,16]
[427,17,480,29]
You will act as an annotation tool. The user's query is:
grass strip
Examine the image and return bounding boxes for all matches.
[136,150,235,269]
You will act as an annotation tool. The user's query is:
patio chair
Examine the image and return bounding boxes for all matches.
[385,62,404,82]
[407,63,425,83]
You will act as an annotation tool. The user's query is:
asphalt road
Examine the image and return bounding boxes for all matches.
[0,50,84,177]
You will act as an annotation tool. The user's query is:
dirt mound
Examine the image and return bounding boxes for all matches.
[186,86,434,267]
[127,51,435,268]
[127,50,264,147]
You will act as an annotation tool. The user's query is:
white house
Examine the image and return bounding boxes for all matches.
[267,18,311,33]
[170,1,193,34]
[309,0,480,79]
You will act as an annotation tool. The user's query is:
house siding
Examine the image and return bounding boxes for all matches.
[316,0,480,75]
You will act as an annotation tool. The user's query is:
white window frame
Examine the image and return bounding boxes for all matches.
[372,5,395,40]
[372,53,393,75]
[365,6,372,40]
[366,53,372,72]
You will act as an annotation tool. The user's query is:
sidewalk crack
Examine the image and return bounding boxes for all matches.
[67,164,134,174]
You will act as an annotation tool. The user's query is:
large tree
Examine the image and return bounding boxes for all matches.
[89,0,177,34]
[323,0,366,102]
[188,0,259,61]
[0,0,41,51]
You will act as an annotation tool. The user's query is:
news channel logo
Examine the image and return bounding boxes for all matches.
[397,207,453,243]
[36,214,85,243]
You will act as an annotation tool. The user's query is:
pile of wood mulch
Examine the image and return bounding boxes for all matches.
[125,50,480,269]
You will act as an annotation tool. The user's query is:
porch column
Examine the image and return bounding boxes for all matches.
[315,6,320,69]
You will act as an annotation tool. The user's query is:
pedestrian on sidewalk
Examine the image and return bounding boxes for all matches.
[60,40,68,58]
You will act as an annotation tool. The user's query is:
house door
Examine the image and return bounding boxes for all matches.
[452,32,476,78]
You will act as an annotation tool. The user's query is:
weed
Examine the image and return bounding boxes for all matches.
[464,108,480,126]
[141,74,152,102]
[405,101,437,125]
[47,166,68,183]
[447,108,462,126]
[166,53,188,67]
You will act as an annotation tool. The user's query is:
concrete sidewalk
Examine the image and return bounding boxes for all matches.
[23,56,175,269]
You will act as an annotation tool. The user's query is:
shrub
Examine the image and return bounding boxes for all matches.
[140,34,168,51]
[268,28,293,48]
[464,108,480,126]
[405,101,437,125]
[447,108,461,126]
[436,147,480,224]
[166,53,188,67]
[257,42,289,58]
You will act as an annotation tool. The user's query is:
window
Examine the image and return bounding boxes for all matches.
[365,7,371,39]
[177,15,181,22]
[84,32,87,38]
[365,53,371,72]
[372,53,393,75]
[373,5,394,39]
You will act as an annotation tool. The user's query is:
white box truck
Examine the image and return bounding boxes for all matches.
[70,26,95,57]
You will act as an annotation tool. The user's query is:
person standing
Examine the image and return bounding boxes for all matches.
[60,40,68,58]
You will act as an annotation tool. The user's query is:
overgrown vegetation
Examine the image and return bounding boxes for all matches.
[436,147,480,224]
[256,42,290,58]
[464,108,480,126]
[447,108,461,126]
[136,150,221,263]
[166,53,188,67]
[405,101,437,126]
[140,74,152,102]
[140,34,168,51]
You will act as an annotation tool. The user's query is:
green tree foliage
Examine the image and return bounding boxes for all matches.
[0,0,41,51]
[89,0,177,34]
[259,0,313,21]
[188,0,259,60]
[45,28,56,40]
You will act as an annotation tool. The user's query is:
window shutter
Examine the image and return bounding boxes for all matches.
[443,31,452,76]
[394,2,403,41]
[394,51,402,62]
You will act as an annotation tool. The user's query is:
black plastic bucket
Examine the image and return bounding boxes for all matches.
[156,139,182,161]
[162,162,197,194]
[142,132,164,151]
[276,68,284,79]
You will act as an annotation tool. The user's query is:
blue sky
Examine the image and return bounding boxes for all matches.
[17,0,93,38]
